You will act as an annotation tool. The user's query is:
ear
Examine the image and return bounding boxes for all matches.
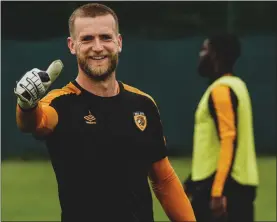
[67,37,76,55]
[117,34,123,53]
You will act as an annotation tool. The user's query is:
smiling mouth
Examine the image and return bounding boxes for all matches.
[89,56,107,60]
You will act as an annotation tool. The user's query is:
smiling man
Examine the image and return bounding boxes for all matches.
[14,3,195,222]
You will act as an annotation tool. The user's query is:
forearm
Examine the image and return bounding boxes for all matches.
[16,103,43,132]
[212,138,234,197]
[149,158,196,222]
[16,102,58,135]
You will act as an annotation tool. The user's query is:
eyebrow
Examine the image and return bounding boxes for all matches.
[79,31,113,37]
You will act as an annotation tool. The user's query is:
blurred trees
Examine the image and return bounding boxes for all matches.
[2,1,276,41]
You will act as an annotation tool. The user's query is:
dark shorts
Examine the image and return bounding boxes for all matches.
[184,174,256,222]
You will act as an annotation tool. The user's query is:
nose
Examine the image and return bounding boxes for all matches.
[92,38,104,52]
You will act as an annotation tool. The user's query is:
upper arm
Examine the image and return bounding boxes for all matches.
[147,98,167,163]
[32,90,62,138]
[209,85,238,140]
[149,157,174,183]
[32,103,58,139]
[35,89,76,139]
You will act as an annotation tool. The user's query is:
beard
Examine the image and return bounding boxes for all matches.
[77,53,119,82]
[197,55,215,78]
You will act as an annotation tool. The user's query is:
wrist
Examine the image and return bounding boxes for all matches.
[211,186,223,197]
[17,98,37,110]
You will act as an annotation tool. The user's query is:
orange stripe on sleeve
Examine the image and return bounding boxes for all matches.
[211,85,236,197]
[149,157,196,221]
[123,83,158,107]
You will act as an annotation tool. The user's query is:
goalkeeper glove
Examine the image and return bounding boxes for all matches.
[14,60,63,110]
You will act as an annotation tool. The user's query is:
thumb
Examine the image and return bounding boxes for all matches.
[42,60,64,91]
[46,59,64,83]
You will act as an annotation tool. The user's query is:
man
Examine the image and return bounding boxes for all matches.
[14,3,195,222]
[184,33,259,222]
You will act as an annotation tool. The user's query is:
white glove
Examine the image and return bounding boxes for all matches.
[14,60,64,110]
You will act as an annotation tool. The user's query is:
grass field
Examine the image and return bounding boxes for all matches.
[1,156,276,221]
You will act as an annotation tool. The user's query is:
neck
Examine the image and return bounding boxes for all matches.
[215,64,233,77]
[76,71,119,97]
[208,72,233,84]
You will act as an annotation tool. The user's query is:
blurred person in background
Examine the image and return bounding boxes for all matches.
[14,3,195,222]
[184,33,259,222]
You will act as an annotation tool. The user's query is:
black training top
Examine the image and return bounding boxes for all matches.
[39,80,167,222]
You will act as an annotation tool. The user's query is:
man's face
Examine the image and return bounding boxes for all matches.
[68,14,122,81]
[197,39,215,77]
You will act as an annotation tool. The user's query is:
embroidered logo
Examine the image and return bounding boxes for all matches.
[133,111,147,131]
[84,111,96,124]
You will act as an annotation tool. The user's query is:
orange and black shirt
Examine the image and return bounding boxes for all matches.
[17,80,167,222]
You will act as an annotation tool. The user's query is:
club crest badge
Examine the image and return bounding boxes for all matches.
[133,111,147,131]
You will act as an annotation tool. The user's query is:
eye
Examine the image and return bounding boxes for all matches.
[101,34,112,41]
[81,36,93,42]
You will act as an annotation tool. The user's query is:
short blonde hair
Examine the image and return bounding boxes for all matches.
[68,3,119,38]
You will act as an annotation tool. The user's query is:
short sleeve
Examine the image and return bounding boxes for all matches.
[147,99,168,163]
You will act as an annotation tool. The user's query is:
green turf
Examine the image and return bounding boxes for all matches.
[1,157,276,221]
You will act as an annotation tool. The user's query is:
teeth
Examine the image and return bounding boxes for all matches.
[91,56,105,60]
